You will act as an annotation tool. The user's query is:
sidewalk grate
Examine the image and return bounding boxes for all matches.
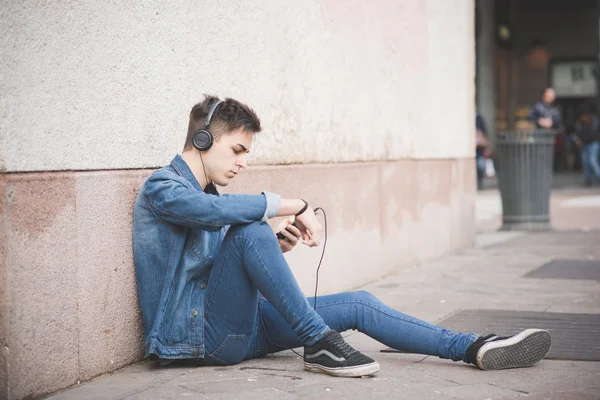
[524,259,600,280]
[381,310,600,361]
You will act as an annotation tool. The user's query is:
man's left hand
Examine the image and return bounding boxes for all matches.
[275,217,301,253]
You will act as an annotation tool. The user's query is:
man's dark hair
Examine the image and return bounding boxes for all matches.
[184,95,261,150]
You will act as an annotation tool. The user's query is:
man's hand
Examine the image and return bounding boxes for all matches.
[275,217,301,253]
[294,206,322,247]
[538,117,552,128]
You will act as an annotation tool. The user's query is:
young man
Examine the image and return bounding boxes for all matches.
[133,95,552,377]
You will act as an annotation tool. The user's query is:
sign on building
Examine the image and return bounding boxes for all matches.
[550,61,597,98]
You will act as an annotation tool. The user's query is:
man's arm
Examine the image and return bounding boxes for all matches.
[145,171,313,230]
[144,172,279,230]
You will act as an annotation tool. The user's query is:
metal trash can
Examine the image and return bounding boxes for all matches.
[495,129,556,231]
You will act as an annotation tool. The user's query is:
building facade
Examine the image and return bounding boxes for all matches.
[476,0,598,157]
[1,1,476,398]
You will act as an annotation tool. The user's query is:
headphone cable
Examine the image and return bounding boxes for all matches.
[312,207,327,311]
[198,152,211,192]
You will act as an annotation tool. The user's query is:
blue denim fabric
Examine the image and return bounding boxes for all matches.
[201,221,477,366]
[132,155,279,359]
[476,156,486,190]
[201,221,330,365]
[581,141,600,182]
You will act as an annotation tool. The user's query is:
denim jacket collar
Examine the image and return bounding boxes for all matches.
[170,154,219,195]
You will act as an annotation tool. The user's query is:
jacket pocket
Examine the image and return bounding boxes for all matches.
[208,334,249,366]
[187,230,215,261]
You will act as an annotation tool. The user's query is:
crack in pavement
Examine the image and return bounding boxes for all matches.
[239,366,289,372]
[488,382,529,395]
[263,372,302,380]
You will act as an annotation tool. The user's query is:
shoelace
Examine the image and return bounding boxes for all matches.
[478,334,510,345]
[328,334,356,357]
[480,334,497,342]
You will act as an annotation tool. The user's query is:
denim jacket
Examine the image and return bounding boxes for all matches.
[132,155,280,359]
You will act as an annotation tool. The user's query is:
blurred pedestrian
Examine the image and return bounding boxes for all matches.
[572,102,600,186]
[528,88,565,170]
[528,88,562,130]
[476,113,489,190]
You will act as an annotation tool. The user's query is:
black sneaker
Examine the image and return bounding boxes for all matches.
[303,330,380,377]
[466,329,551,370]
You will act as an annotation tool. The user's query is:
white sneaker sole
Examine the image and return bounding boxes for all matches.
[477,329,551,370]
[304,361,380,377]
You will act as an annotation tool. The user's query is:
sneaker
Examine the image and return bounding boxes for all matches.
[466,329,551,370]
[303,330,380,377]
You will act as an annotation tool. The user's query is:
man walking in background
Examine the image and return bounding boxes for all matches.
[573,102,600,186]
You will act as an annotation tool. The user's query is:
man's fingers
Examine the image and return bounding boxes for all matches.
[301,229,320,247]
[286,224,301,237]
[302,238,320,247]
[280,243,293,253]
[280,227,298,244]
[280,240,293,253]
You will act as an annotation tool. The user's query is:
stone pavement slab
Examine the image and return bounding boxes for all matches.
[46,230,600,400]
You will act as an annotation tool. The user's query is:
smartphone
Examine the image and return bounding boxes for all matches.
[276,222,298,241]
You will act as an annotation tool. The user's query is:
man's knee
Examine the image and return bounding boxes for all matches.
[227,221,275,242]
[352,290,378,304]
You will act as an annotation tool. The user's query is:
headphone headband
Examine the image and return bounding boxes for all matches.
[205,100,224,129]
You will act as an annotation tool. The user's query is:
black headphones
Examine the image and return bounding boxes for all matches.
[192,100,224,151]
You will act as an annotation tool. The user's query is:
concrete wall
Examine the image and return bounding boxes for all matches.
[1,0,473,172]
[0,1,476,399]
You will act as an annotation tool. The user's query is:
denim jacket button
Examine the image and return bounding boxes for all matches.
[200,283,207,289]
[191,309,198,317]
[192,350,199,356]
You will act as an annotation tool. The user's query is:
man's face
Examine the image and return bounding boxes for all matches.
[543,89,556,104]
[203,128,253,187]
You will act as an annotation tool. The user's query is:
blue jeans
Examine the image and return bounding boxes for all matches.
[476,155,486,190]
[201,221,477,366]
[581,141,600,183]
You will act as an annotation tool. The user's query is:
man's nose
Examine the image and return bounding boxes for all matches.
[236,157,248,170]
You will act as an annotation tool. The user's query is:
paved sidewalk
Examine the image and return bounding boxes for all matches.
[476,187,600,233]
[46,222,600,399]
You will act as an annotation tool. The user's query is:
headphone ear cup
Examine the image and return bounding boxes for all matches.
[192,130,214,151]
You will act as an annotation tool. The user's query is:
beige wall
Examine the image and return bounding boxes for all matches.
[1,0,473,172]
[1,1,475,399]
